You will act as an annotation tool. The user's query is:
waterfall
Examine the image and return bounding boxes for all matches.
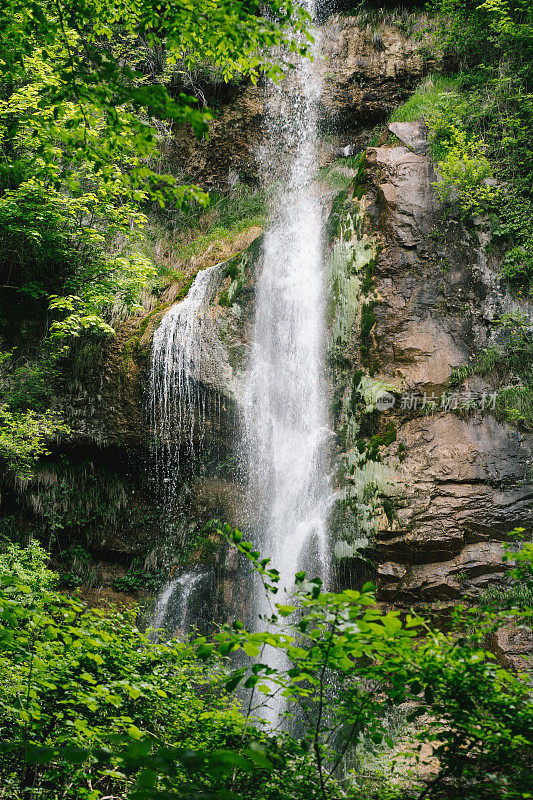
[244,2,332,634]
[149,264,222,633]
[149,264,222,512]
[151,570,207,636]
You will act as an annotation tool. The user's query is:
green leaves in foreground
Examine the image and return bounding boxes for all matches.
[0,528,531,799]
[0,0,312,202]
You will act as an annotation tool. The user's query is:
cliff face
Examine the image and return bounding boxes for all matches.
[4,16,531,606]
[332,125,532,605]
[169,18,431,186]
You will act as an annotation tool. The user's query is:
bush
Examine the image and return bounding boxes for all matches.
[0,529,532,799]
[434,128,499,215]
[450,312,533,430]
[0,540,57,593]
[0,403,69,479]
[420,0,533,293]
[0,573,249,799]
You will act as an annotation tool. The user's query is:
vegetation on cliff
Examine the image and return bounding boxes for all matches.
[393,0,533,294]
[0,0,305,478]
[388,0,532,430]
[0,3,531,799]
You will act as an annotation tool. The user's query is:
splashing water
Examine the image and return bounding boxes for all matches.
[244,5,333,631]
[149,265,222,637]
[149,264,223,512]
[151,570,207,636]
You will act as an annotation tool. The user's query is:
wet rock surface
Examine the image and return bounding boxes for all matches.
[357,124,532,605]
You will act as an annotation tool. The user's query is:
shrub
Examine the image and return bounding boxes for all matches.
[434,128,500,215]
[0,540,57,593]
[0,404,69,479]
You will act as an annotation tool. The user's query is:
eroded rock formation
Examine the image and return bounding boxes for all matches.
[332,122,532,605]
[168,16,434,186]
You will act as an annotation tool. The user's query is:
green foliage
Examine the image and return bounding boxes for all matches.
[0,404,69,479]
[480,582,533,616]
[0,570,251,799]
[494,195,533,286]
[142,184,266,285]
[360,299,376,361]
[433,128,499,215]
[0,348,59,413]
[58,544,99,589]
[412,0,533,292]
[496,384,533,429]
[0,175,158,338]
[112,559,160,593]
[371,422,397,449]
[215,526,533,800]
[389,74,466,146]
[392,77,500,216]
[0,539,57,592]
[480,526,533,620]
[0,0,311,201]
[0,1,297,347]
[172,518,225,567]
[20,457,133,542]
[1,529,532,799]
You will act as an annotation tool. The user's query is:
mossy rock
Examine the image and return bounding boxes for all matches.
[371,422,397,449]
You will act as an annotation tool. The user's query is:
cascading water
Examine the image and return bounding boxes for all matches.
[148,0,333,661]
[244,0,333,642]
[151,570,207,636]
[149,264,222,633]
[149,263,222,511]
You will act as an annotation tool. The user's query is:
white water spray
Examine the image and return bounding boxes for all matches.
[152,570,207,636]
[149,264,222,632]
[149,264,223,511]
[244,5,333,618]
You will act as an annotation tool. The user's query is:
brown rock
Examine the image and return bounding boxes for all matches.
[320,18,428,131]
[351,124,533,605]
[166,19,436,187]
[487,626,533,672]
[387,121,430,155]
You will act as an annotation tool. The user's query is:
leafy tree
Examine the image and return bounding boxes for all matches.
[0,572,253,798]
[0,0,313,477]
[0,528,531,799]
[0,0,312,200]
[0,0,313,338]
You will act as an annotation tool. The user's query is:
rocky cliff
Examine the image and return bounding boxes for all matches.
[169,16,432,186]
[328,122,532,606]
[3,14,531,610]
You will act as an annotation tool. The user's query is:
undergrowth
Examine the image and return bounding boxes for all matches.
[142,183,266,281]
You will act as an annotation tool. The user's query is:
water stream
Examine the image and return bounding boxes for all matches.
[149,264,222,632]
[151,570,207,636]
[245,2,331,608]
[147,1,333,672]
[149,263,222,512]
[243,0,334,721]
